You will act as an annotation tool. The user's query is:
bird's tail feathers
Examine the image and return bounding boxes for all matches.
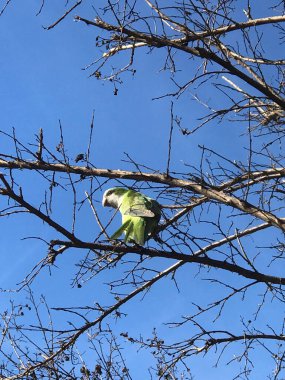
[111,219,132,240]
[124,220,134,243]
[111,218,146,246]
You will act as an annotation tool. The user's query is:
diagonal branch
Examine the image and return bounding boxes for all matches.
[43,1,82,30]
[50,221,283,285]
[74,15,285,108]
[0,174,81,244]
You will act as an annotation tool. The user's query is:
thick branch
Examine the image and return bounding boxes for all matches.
[51,225,285,285]
[1,159,285,232]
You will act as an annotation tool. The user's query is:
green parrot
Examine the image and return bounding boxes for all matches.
[102,187,161,246]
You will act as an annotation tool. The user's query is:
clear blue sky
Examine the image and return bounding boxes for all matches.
[0,1,283,378]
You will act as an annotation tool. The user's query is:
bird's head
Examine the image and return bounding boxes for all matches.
[102,187,126,208]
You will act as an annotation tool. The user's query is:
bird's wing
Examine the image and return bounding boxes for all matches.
[124,206,155,218]
[121,191,160,218]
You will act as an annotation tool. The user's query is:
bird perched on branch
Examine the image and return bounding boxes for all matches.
[102,188,161,246]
